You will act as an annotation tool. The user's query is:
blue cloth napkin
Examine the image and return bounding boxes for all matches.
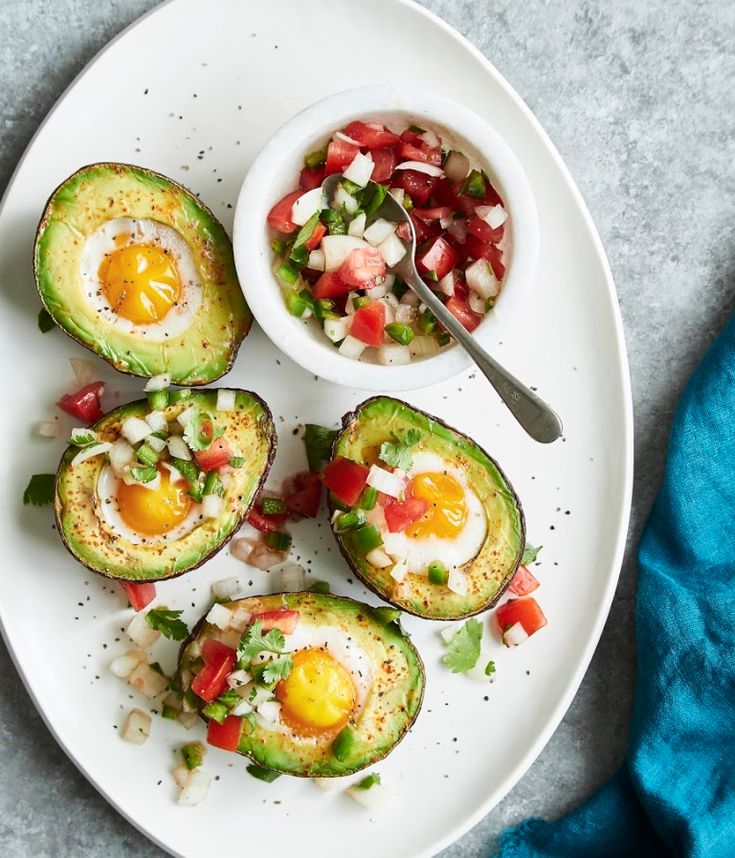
[495,315,735,858]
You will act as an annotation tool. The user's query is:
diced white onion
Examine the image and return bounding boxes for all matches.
[313,777,349,792]
[143,373,171,392]
[128,662,169,698]
[338,335,366,359]
[206,602,233,630]
[366,547,393,568]
[121,416,152,445]
[365,283,387,300]
[69,357,99,387]
[291,187,325,226]
[347,782,389,808]
[378,233,407,267]
[71,442,112,467]
[439,214,454,229]
[216,389,236,412]
[467,651,497,684]
[167,435,192,461]
[257,700,281,724]
[126,612,160,649]
[226,669,252,689]
[110,649,145,679]
[438,271,457,297]
[145,410,168,434]
[469,291,487,315]
[347,211,366,238]
[109,438,134,473]
[37,420,61,438]
[279,563,305,592]
[444,150,470,182]
[232,697,254,717]
[389,188,405,206]
[229,606,252,632]
[377,343,411,366]
[394,305,416,325]
[409,336,439,358]
[447,218,468,244]
[308,248,326,270]
[176,406,197,428]
[247,542,287,570]
[335,131,360,145]
[477,204,508,229]
[390,557,409,582]
[144,436,165,455]
[345,292,360,315]
[383,292,400,310]
[465,258,500,299]
[420,129,441,149]
[177,711,200,730]
[172,765,191,789]
[440,625,459,644]
[366,464,405,497]
[400,289,419,306]
[394,160,444,177]
[503,621,529,646]
[447,568,468,596]
[212,577,239,601]
[230,537,255,564]
[121,708,151,745]
[324,317,349,343]
[202,494,224,519]
[343,152,374,187]
[70,427,99,445]
[178,769,212,806]
[364,218,397,247]
[321,235,368,271]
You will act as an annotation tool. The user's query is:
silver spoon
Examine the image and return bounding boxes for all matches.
[322,175,563,444]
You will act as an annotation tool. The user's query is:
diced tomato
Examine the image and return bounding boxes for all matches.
[463,233,492,262]
[399,142,441,165]
[339,246,386,289]
[496,597,547,637]
[299,165,325,191]
[312,271,350,299]
[391,169,437,206]
[370,149,397,183]
[481,183,504,208]
[121,581,156,612]
[467,215,504,244]
[417,236,459,281]
[383,493,429,533]
[304,221,327,251]
[446,296,483,332]
[431,178,461,209]
[509,565,540,596]
[400,128,425,146]
[192,641,236,702]
[207,715,243,752]
[412,206,453,222]
[195,437,233,471]
[247,506,288,533]
[266,190,302,234]
[455,193,481,217]
[343,121,401,150]
[250,609,300,634]
[321,456,370,506]
[325,138,360,175]
[57,381,105,424]
[350,302,386,347]
[285,471,322,518]
[406,213,438,245]
[485,244,506,280]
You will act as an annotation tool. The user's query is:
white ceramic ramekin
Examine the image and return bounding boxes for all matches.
[233,85,539,390]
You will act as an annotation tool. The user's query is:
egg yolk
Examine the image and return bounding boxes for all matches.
[276,648,356,737]
[408,471,468,540]
[117,468,191,536]
[99,243,180,324]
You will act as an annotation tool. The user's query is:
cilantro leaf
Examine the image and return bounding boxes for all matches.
[37,308,54,333]
[379,428,422,470]
[237,620,287,664]
[521,544,542,565]
[484,659,496,676]
[441,618,483,673]
[145,608,189,641]
[23,473,55,507]
[261,655,293,685]
[183,410,223,452]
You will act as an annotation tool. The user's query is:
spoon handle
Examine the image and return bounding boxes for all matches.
[400,268,563,444]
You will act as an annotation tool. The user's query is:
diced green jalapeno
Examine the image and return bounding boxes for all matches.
[385,322,415,345]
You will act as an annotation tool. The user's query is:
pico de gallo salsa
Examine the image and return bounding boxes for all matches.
[267,120,509,364]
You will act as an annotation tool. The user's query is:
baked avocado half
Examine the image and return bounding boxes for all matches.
[34,163,251,384]
[177,592,424,777]
[323,397,525,620]
[55,389,275,581]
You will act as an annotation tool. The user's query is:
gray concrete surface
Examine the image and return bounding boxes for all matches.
[1,0,734,855]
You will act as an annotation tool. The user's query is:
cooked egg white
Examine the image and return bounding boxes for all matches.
[372,451,487,574]
[80,217,202,340]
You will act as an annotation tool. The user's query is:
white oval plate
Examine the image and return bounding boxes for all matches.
[0,2,632,857]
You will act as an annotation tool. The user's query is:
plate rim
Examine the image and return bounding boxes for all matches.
[0,1,634,856]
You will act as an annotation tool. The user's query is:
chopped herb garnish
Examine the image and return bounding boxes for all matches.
[247,764,281,783]
[303,423,338,471]
[183,410,222,451]
[37,308,54,333]
[22,473,55,506]
[485,659,496,676]
[379,428,422,470]
[261,654,293,685]
[441,618,483,673]
[237,620,287,664]
[145,607,189,641]
[521,544,542,565]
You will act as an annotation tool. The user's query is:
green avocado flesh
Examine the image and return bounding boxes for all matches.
[34,163,251,384]
[55,390,275,581]
[178,592,425,777]
[329,397,525,620]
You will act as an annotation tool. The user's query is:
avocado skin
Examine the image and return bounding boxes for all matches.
[34,162,251,385]
[177,591,425,778]
[54,389,276,583]
[327,396,526,621]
